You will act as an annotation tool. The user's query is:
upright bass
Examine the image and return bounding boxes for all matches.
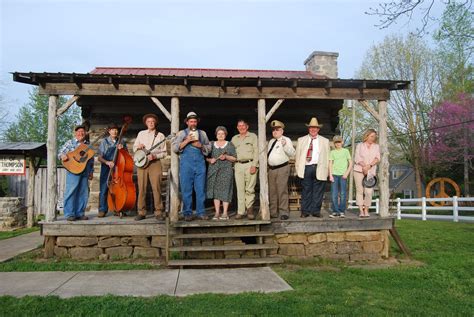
[107,116,136,217]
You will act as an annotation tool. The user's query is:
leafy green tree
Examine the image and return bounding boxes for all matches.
[434,1,473,98]
[3,88,81,149]
[357,34,442,197]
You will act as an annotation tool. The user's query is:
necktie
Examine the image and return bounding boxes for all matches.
[306,138,315,162]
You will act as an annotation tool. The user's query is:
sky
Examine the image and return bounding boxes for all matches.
[0,0,443,122]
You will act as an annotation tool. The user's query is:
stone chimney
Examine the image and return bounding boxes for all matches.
[304,51,339,78]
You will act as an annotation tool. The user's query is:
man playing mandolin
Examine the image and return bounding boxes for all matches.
[133,114,166,221]
[58,124,94,221]
[97,123,127,218]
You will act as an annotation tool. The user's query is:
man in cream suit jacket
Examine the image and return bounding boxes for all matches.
[295,117,330,218]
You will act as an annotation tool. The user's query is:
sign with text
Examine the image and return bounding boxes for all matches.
[0,155,26,175]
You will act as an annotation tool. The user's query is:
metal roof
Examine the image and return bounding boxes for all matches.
[12,69,410,91]
[91,67,326,79]
[0,142,47,158]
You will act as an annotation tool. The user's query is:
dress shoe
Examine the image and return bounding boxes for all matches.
[184,215,193,222]
[312,213,322,218]
[98,211,107,218]
[247,207,255,220]
[280,215,289,220]
[300,213,310,218]
[235,214,245,220]
[76,216,88,220]
[66,216,76,221]
[270,213,279,219]
[197,215,209,221]
[134,214,146,221]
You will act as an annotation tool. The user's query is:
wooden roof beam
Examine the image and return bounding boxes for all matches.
[56,95,80,117]
[265,99,285,122]
[151,97,172,122]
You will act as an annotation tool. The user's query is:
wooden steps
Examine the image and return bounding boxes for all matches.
[170,244,279,252]
[173,231,274,239]
[166,219,282,268]
[168,257,283,267]
[173,220,271,227]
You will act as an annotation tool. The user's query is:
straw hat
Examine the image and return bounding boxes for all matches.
[363,175,378,188]
[305,117,323,128]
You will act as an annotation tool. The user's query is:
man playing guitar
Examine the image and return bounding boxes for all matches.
[58,124,94,221]
[133,114,166,221]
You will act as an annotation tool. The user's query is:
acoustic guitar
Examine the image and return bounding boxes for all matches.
[62,129,107,174]
[133,134,174,168]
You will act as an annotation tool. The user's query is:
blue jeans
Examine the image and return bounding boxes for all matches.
[179,145,206,217]
[331,175,347,214]
[63,170,90,218]
[300,164,326,216]
[99,164,110,212]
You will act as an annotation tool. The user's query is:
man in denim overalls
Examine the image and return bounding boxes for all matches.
[172,112,211,221]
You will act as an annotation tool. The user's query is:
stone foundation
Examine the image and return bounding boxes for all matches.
[49,235,166,260]
[273,230,390,262]
[0,197,26,230]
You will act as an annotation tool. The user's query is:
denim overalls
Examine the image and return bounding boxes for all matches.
[179,129,207,217]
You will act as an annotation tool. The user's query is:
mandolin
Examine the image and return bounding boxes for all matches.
[133,134,174,168]
[62,129,108,174]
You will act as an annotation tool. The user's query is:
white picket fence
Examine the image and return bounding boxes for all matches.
[348,197,474,222]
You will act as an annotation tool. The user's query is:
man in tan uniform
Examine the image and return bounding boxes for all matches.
[231,120,259,220]
[267,120,295,220]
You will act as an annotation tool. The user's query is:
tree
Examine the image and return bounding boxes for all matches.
[366,0,473,37]
[0,81,9,138]
[357,34,442,197]
[429,95,474,195]
[434,1,474,99]
[3,88,81,149]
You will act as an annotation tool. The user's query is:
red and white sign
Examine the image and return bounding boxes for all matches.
[0,155,26,175]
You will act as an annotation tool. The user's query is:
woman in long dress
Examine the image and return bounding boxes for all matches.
[206,126,237,220]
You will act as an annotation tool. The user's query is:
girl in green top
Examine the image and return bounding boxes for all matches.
[329,136,353,218]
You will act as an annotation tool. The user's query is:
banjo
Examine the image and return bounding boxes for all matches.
[133,133,174,168]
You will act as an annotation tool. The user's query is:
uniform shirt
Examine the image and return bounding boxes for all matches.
[306,135,320,165]
[267,136,295,166]
[231,132,259,167]
[133,129,166,160]
[329,148,351,176]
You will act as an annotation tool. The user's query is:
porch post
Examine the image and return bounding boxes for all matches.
[26,156,36,227]
[257,99,270,220]
[170,97,180,222]
[46,95,58,222]
[378,100,389,217]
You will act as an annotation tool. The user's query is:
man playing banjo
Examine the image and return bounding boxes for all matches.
[133,113,166,221]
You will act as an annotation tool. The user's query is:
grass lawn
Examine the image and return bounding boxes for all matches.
[0,227,39,241]
[0,220,473,316]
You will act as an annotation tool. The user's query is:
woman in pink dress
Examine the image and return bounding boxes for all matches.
[354,129,380,218]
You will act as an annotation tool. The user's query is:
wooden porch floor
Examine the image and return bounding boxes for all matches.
[40,210,393,236]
